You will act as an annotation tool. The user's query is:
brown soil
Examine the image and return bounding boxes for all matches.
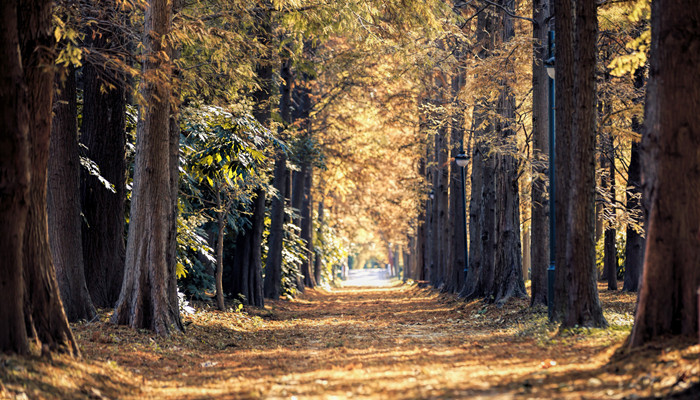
[1,282,699,399]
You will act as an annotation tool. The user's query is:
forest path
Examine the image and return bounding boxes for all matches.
[6,282,697,399]
[84,284,638,399]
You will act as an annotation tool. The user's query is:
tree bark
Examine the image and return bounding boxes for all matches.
[630,0,700,346]
[79,2,127,308]
[488,1,527,305]
[19,0,80,354]
[300,166,316,288]
[249,188,266,307]
[48,67,97,322]
[111,0,183,336]
[0,0,31,354]
[530,0,550,308]
[448,70,466,294]
[552,0,607,327]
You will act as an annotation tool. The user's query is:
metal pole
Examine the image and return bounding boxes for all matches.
[547,30,556,320]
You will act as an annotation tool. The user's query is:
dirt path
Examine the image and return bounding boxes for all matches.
[5,283,699,399]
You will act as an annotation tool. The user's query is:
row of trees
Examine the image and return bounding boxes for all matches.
[406,0,700,346]
[1,0,698,356]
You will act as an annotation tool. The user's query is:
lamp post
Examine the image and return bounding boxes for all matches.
[455,151,469,280]
[545,30,556,320]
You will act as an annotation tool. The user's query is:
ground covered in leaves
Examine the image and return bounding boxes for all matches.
[2,278,699,399]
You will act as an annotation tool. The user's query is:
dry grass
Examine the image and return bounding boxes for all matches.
[2,282,699,399]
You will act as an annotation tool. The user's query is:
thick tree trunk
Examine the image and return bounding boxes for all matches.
[489,4,527,305]
[0,0,31,354]
[48,68,97,322]
[264,56,291,299]
[630,0,700,346]
[19,0,80,355]
[552,0,607,327]
[79,3,127,308]
[111,0,183,336]
[530,0,550,308]
[167,0,184,323]
[623,140,643,292]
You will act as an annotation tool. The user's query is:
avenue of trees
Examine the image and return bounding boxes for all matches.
[1,0,698,356]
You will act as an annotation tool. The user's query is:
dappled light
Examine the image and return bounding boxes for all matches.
[3,283,699,399]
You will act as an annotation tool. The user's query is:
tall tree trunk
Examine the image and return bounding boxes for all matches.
[111,0,183,335]
[0,0,31,354]
[460,6,496,300]
[167,0,184,325]
[623,68,646,293]
[300,166,316,288]
[552,0,607,327]
[249,188,266,307]
[264,56,291,299]
[530,0,551,308]
[19,0,80,354]
[489,2,527,305]
[630,0,700,346]
[48,68,97,322]
[604,141,617,291]
[448,69,466,294]
[80,2,127,308]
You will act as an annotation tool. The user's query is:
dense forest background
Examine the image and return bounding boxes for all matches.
[1,0,699,366]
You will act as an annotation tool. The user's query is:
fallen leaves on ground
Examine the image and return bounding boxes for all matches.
[1,283,699,399]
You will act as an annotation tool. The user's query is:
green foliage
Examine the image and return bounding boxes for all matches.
[313,210,348,285]
[176,104,283,299]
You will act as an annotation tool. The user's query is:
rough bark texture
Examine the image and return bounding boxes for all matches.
[552,0,607,327]
[489,2,527,305]
[19,0,80,355]
[529,0,550,308]
[0,0,31,354]
[264,54,292,299]
[48,68,97,322]
[630,0,700,346]
[111,0,183,336]
[79,3,128,309]
[461,8,497,300]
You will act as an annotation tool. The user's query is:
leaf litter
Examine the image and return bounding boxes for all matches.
[1,283,699,399]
